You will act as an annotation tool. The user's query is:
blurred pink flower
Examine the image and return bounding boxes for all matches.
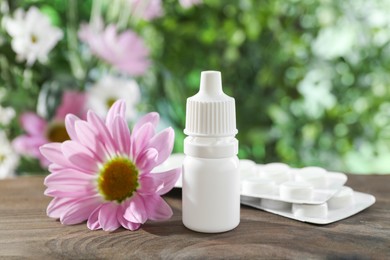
[12,91,85,167]
[40,100,180,231]
[128,0,163,21]
[79,23,150,76]
[55,91,87,120]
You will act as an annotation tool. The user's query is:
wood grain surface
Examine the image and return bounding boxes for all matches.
[0,175,389,259]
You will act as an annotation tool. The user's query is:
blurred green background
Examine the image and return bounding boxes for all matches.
[145,0,390,174]
[2,0,390,174]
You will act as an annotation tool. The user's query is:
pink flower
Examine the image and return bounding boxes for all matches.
[40,100,181,231]
[12,91,85,167]
[79,23,150,76]
[128,0,163,21]
[55,91,86,120]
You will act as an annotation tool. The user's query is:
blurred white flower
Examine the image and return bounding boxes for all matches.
[298,68,336,119]
[4,7,63,65]
[179,0,202,9]
[0,131,19,179]
[87,75,141,121]
[0,106,15,125]
[312,19,357,60]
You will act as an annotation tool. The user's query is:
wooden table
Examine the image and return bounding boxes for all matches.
[0,175,389,259]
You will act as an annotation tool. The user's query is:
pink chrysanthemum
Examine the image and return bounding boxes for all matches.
[40,100,180,231]
[13,91,85,167]
[78,23,150,76]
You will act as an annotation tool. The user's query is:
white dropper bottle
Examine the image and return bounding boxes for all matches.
[182,71,240,233]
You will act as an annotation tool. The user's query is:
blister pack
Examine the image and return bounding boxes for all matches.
[240,163,348,204]
[241,186,376,224]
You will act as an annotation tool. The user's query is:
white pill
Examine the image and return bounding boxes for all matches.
[241,177,277,196]
[239,159,257,180]
[294,166,327,188]
[328,186,355,209]
[280,181,313,200]
[292,203,328,218]
[260,198,291,211]
[258,163,291,184]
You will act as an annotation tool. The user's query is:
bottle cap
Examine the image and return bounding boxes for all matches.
[184,71,237,137]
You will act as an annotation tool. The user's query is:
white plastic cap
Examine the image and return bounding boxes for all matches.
[184,71,237,137]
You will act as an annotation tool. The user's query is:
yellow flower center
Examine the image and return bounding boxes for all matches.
[106,98,117,109]
[98,157,139,203]
[31,34,37,43]
[0,154,5,163]
[46,121,70,143]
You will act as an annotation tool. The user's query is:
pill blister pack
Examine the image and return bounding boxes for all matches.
[240,162,348,204]
[241,186,376,224]
[154,154,376,224]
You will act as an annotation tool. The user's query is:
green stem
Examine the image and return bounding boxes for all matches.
[66,0,86,87]
[90,0,103,24]
[117,1,131,30]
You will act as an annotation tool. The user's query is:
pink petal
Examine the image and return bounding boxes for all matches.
[111,116,131,156]
[62,141,99,173]
[48,164,66,172]
[20,112,47,136]
[102,25,118,57]
[123,193,147,224]
[92,34,113,61]
[137,173,157,195]
[147,127,174,166]
[90,25,115,61]
[143,194,173,221]
[44,169,94,186]
[117,206,141,231]
[106,100,126,128]
[65,114,81,142]
[38,156,51,168]
[81,21,150,76]
[75,120,107,162]
[116,31,135,53]
[132,112,159,137]
[40,143,72,168]
[151,167,181,195]
[131,122,155,160]
[115,59,150,76]
[99,203,121,231]
[136,148,158,174]
[87,205,102,230]
[87,110,117,154]
[55,91,86,120]
[60,197,101,225]
[44,185,96,198]
[78,23,92,43]
[47,197,76,218]
[13,135,47,157]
